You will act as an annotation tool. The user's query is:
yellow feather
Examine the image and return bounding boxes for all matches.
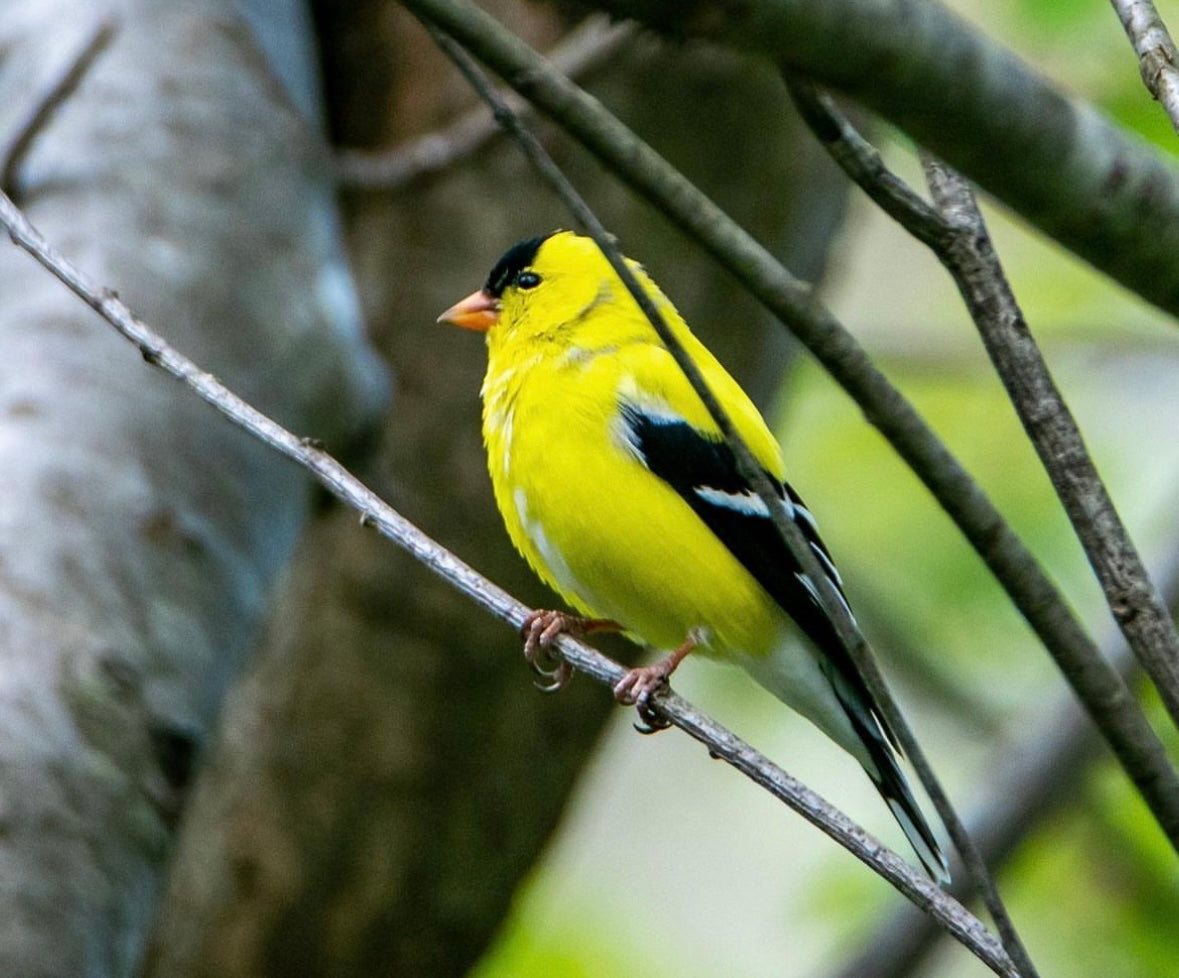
[446,229,950,883]
[481,231,785,657]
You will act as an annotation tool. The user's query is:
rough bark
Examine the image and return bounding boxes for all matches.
[0,1,386,975]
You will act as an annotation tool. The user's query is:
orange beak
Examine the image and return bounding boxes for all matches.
[437,289,499,332]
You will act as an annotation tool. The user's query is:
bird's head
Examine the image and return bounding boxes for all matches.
[437,230,657,349]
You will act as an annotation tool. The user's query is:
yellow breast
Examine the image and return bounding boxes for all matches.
[482,338,784,659]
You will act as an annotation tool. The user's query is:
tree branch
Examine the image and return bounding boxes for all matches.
[830,547,1179,978]
[780,80,950,251]
[0,187,1016,978]
[546,0,1179,325]
[784,73,1179,782]
[395,0,1179,857]
[0,17,116,196]
[335,15,636,189]
[1110,0,1179,136]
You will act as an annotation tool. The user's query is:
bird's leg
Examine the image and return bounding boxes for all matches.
[614,631,700,733]
[520,610,621,693]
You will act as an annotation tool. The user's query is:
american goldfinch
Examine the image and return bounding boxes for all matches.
[439,229,949,883]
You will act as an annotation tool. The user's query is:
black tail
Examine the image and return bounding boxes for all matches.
[839,680,950,884]
[866,742,951,885]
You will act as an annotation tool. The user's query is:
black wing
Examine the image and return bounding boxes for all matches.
[618,401,890,744]
[618,402,949,880]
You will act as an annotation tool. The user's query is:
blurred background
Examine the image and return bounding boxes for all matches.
[10,0,1172,975]
[328,2,1179,976]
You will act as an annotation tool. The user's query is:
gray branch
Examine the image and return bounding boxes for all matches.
[1111,0,1179,136]
[0,189,1018,978]
[550,0,1179,324]
[0,17,115,193]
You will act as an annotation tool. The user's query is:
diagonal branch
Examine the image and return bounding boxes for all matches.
[0,17,116,196]
[784,75,1179,778]
[556,0,1179,326]
[1110,0,1179,136]
[394,0,1179,856]
[779,80,950,250]
[924,157,1179,729]
[830,548,1179,978]
[0,188,1016,978]
[335,15,636,189]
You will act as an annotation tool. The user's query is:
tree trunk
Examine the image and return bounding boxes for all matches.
[0,2,385,975]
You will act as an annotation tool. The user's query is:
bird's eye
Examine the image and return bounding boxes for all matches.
[516,271,542,290]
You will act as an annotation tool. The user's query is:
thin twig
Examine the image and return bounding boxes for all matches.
[831,547,1179,978]
[782,80,949,250]
[779,79,1038,978]
[0,18,117,196]
[922,155,1179,726]
[395,0,1179,861]
[335,16,636,189]
[1110,0,1179,136]
[0,188,1016,978]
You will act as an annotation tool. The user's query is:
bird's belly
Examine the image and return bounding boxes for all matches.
[507,431,782,659]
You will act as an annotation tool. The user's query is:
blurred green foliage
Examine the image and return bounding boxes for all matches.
[473,1,1179,976]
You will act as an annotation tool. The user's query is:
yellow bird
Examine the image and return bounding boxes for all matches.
[439,229,949,882]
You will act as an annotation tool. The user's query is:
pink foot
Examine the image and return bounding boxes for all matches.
[519,610,620,693]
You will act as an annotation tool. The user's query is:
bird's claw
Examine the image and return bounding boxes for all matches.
[614,665,672,734]
[532,659,573,693]
[521,610,576,693]
[632,691,672,734]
